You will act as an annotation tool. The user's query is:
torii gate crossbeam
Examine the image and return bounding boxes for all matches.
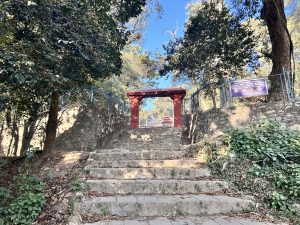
[127,88,186,128]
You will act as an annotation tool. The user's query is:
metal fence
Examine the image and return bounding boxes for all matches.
[36,86,130,115]
[0,86,130,156]
[189,70,300,113]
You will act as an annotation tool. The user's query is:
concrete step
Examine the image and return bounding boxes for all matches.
[108,143,182,150]
[125,127,182,134]
[87,168,211,179]
[76,194,252,217]
[86,179,228,194]
[86,159,200,168]
[114,136,182,141]
[83,216,285,225]
[108,142,182,151]
[96,146,182,152]
[89,151,186,161]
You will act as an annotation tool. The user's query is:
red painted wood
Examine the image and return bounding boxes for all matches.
[128,96,143,128]
[128,88,186,98]
[127,88,186,128]
[171,94,184,128]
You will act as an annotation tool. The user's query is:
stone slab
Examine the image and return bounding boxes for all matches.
[89,151,186,161]
[83,216,286,225]
[86,179,228,194]
[87,168,211,180]
[77,194,251,217]
[86,159,200,169]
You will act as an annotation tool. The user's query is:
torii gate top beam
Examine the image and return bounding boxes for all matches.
[127,88,187,128]
[127,88,186,99]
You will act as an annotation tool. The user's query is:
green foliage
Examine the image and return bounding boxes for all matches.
[0,159,8,170]
[270,191,288,210]
[0,174,45,225]
[228,121,300,163]
[0,187,12,217]
[99,205,111,217]
[7,191,45,225]
[210,121,300,224]
[162,3,257,86]
[0,0,146,117]
[69,178,83,192]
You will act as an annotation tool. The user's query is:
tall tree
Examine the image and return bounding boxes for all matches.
[162,3,257,109]
[0,0,146,153]
[229,0,296,99]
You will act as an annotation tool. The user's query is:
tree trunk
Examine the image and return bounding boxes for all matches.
[261,0,292,100]
[20,114,39,156]
[44,91,60,153]
[8,119,19,156]
[209,89,217,112]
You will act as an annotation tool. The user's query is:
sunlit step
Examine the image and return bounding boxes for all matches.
[86,179,228,195]
[87,167,211,180]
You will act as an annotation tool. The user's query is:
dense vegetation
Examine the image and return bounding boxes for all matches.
[161,3,257,108]
[162,1,299,102]
[0,161,46,225]
[210,121,300,224]
[0,0,149,155]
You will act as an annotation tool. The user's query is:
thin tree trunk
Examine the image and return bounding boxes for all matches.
[44,91,60,153]
[20,114,39,155]
[261,0,292,100]
[9,119,19,156]
[5,106,11,128]
[209,89,217,112]
[0,123,3,155]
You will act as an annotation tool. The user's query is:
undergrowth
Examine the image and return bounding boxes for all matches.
[0,161,46,225]
[209,121,300,224]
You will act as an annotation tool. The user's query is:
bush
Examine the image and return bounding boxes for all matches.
[7,192,45,225]
[228,121,300,163]
[0,174,46,225]
[210,121,300,224]
[0,187,12,218]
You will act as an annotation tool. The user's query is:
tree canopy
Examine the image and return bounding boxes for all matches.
[0,0,147,152]
[162,3,257,86]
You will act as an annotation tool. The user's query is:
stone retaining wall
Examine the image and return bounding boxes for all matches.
[186,101,300,144]
[0,106,128,156]
[55,106,128,151]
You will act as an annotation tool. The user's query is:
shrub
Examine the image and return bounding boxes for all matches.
[7,191,45,225]
[0,187,12,218]
[227,121,300,163]
[0,174,46,225]
[210,121,300,224]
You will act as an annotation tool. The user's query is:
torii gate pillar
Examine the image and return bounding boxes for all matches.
[129,96,143,129]
[170,94,184,128]
[127,88,186,129]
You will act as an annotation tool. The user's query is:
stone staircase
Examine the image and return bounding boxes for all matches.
[73,128,282,225]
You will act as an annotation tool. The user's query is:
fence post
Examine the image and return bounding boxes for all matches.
[286,69,295,101]
[107,92,113,112]
[225,80,232,107]
[220,83,226,108]
[61,94,65,111]
[279,72,287,102]
[190,94,194,114]
[123,97,126,113]
[283,68,291,102]
[90,87,94,104]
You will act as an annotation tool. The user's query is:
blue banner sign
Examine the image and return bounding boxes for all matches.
[230,78,268,98]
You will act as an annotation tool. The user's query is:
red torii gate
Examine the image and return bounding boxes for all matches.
[127,88,186,128]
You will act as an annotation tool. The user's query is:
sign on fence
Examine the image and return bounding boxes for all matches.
[229,78,268,98]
